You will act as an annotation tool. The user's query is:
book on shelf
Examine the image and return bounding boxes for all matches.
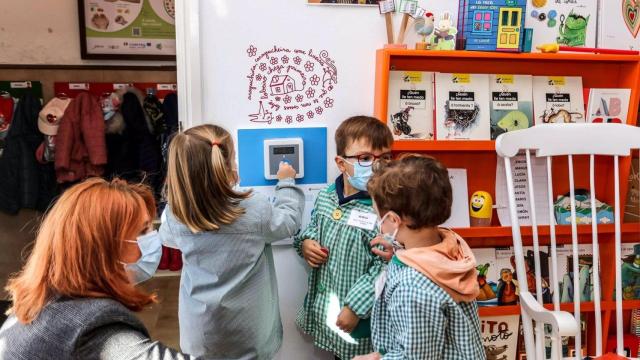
[481,315,520,360]
[474,246,551,306]
[387,71,434,141]
[554,244,594,304]
[621,242,640,300]
[586,88,631,124]
[532,76,585,126]
[435,73,490,140]
[524,0,598,49]
[597,0,640,51]
[625,158,640,223]
[489,74,533,140]
[442,168,470,228]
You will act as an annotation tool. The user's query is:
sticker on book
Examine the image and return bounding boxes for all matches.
[246,45,338,125]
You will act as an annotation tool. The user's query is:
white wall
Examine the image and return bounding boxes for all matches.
[0,0,174,66]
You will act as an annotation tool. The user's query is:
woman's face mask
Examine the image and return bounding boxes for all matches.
[377,212,404,252]
[120,230,163,285]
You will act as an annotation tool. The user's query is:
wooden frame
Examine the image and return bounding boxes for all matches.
[77,0,176,61]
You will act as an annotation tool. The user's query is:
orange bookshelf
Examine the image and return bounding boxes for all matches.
[373,49,640,354]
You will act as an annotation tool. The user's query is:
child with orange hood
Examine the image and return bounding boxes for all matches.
[355,154,485,360]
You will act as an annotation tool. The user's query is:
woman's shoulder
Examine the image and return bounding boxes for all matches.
[47,297,145,329]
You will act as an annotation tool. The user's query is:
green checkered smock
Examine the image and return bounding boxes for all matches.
[372,256,486,360]
[293,183,382,359]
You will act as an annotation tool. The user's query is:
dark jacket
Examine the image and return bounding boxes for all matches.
[55,92,107,183]
[0,297,196,360]
[0,93,58,214]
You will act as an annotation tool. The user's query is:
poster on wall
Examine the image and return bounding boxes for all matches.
[78,0,176,60]
[307,0,378,5]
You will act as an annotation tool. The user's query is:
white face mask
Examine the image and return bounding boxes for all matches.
[377,212,404,252]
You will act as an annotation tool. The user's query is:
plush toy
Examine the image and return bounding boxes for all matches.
[429,11,457,50]
[470,191,493,227]
[414,13,435,50]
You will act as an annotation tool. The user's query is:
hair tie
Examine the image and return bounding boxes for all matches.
[211,142,222,148]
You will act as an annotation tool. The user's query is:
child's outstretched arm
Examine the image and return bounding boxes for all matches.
[382,287,445,360]
[344,247,385,319]
[261,163,305,242]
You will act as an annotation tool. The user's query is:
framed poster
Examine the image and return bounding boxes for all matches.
[78,0,176,60]
[307,0,378,5]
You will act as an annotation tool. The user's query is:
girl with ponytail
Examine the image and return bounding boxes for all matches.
[160,124,304,359]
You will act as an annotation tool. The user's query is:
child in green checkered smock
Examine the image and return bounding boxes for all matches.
[293,116,393,360]
[355,155,485,360]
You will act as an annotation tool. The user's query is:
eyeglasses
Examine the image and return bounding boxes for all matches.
[342,152,393,167]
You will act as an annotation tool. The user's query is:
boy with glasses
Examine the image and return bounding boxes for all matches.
[293,116,393,360]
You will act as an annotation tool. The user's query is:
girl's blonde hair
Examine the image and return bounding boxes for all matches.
[166,124,251,233]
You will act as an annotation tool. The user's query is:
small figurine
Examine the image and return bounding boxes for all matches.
[496,268,519,305]
[414,12,435,50]
[476,263,497,301]
[429,11,457,50]
[470,191,493,227]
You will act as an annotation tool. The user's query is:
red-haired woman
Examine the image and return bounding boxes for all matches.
[0,178,197,359]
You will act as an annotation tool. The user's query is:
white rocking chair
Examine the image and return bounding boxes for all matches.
[496,123,640,360]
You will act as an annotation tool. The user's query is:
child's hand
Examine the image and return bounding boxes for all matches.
[370,236,394,262]
[336,306,359,333]
[353,353,382,360]
[277,161,297,180]
[301,239,328,268]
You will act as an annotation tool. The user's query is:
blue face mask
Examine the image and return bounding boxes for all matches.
[121,230,163,285]
[343,158,373,191]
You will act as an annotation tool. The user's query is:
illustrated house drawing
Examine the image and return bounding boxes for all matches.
[270,75,296,95]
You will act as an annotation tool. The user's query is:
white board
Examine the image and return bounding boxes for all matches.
[191,1,461,359]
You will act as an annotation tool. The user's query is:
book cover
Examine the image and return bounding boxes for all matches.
[597,0,640,50]
[489,74,533,140]
[442,168,471,228]
[435,73,490,140]
[474,248,499,306]
[586,88,631,124]
[525,0,597,48]
[625,158,640,223]
[621,243,640,300]
[387,71,434,140]
[481,315,520,360]
[555,244,594,303]
[532,76,585,125]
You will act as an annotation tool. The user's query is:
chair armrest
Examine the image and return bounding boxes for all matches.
[520,292,580,337]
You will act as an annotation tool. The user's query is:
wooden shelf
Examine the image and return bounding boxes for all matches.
[393,140,495,152]
[479,302,597,317]
[479,300,640,317]
[379,49,640,63]
[452,223,640,240]
[374,49,640,353]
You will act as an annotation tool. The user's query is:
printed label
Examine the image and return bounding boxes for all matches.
[403,71,422,83]
[400,89,426,109]
[69,83,89,90]
[10,81,31,89]
[547,76,566,86]
[113,83,129,90]
[495,75,514,84]
[157,83,177,91]
[449,91,475,110]
[452,73,471,84]
[492,91,519,110]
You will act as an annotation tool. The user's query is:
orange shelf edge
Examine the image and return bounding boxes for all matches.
[393,140,495,152]
[452,223,640,240]
[378,49,640,63]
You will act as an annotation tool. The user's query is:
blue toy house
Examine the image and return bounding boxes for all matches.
[457,0,527,52]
